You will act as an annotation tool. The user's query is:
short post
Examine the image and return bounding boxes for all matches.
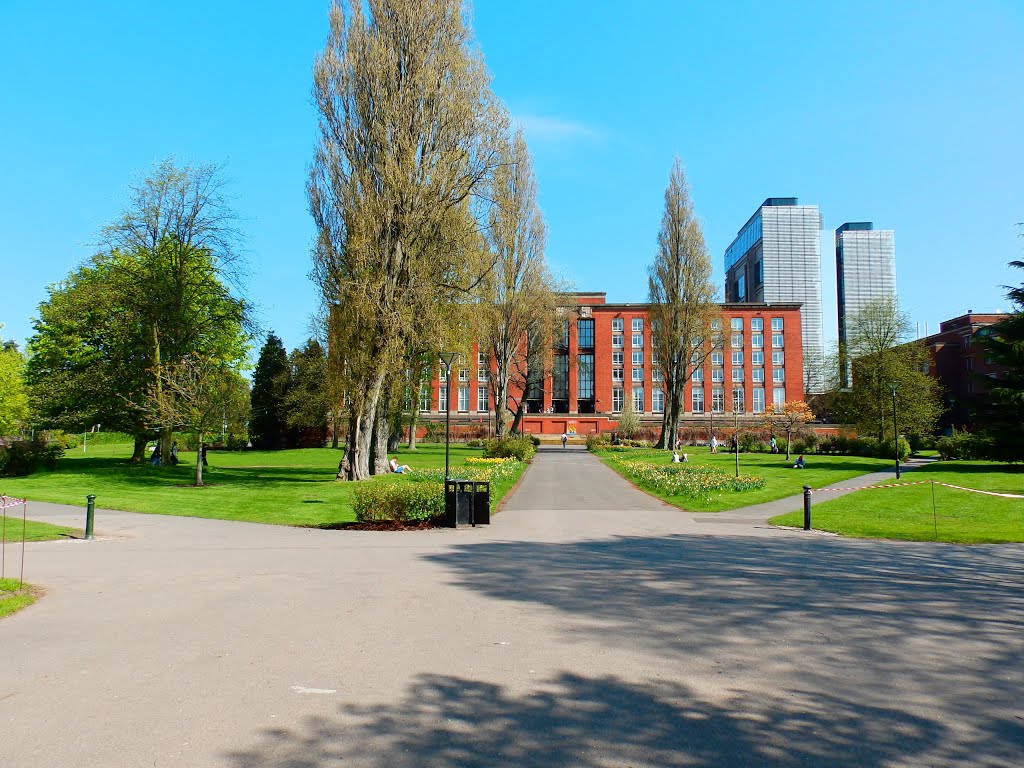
[85,494,96,540]
[802,485,812,531]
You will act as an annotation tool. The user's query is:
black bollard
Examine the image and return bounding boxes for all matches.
[802,486,812,531]
[85,494,96,540]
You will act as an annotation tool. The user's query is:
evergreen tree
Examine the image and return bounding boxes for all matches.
[977,260,1024,460]
[249,333,290,450]
[282,339,328,448]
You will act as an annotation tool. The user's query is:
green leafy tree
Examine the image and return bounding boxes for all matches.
[282,339,328,448]
[833,298,943,439]
[977,260,1024,460]
[249,333,290,449]
[617,394,641,439]
[0,327,30,437]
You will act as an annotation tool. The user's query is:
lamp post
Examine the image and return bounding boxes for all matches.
[890,383,901,479]
[440,352,457,482]
[733,408,740,478]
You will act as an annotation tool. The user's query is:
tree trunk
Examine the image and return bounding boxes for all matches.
[370,394,390,475]
[194,438,204,486]
[331,414,340,449]
[494,379,509,439]
[340,371,386,481]
[786,429,792,461]
[131,433,148,462]
[406,407,419,450]
[509,399,526,435]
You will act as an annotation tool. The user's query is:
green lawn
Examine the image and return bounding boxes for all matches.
[0,443,523,528]
[595,448,894,513]
[0,516,79,542]
[0,578,36,619]
[770,460,1024,543]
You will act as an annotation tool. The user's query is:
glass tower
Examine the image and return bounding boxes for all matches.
[724,198,823,392]
[836,222,896,388]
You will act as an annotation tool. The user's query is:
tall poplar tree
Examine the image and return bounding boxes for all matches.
[647,159,718,449]
[309,0,504,480]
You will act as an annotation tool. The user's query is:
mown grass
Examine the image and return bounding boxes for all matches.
[595,448,893,513]
[0,577,36,619]
[0,443,523,527]
[770,460,1024,543]
[0,515,79,542]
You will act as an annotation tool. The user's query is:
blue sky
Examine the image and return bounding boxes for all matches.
[2,1,1022,356]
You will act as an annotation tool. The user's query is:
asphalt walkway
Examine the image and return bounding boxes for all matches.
[1,449,1021,768]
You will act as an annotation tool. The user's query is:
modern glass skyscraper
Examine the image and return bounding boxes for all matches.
[836,222,896,387]
[725,198,823,391]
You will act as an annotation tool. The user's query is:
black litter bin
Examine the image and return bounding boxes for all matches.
[444,479,490,527]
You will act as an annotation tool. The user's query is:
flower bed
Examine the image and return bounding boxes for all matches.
[615,459,766,498]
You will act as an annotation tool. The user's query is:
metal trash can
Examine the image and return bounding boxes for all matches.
[444,479,491,527]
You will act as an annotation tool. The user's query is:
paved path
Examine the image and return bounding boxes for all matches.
[1,449,1022,767]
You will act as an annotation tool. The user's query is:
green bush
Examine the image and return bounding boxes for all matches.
[586,433,611,451]
[38,430,78,449]
[0,440,64,477]
[353,482,445,523]
[739,433,763,453]
[482,437,536,462]
[422,422,445,444]
[936,431,987,461]
[466,438,483,448]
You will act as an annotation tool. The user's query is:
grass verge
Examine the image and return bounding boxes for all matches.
[770,460,1024,543]
[0,578,37,619]
[595,448,893,512]
[0,443,523,528]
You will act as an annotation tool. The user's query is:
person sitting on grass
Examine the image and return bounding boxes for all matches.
[389,457,410,474]
[672,451,689,463]
[793,455,805,469]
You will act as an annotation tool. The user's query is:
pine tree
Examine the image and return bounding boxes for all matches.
[978,260,1024,460]
[249,333,290,450]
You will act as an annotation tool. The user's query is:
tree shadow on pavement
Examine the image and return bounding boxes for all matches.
[226,671,944,768]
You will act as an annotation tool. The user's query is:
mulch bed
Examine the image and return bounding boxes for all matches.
[317,520,442,531]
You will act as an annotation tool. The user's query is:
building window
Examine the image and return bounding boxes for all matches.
[692,387,705,414]
[612,318,623,333]
[439,385,449,411]
[632,333,644,348]
[632,350,644,366]
[731,317,743,331]
[773,387,786,408]
[459,367,469,382]
[731,350,743,366]
[711,318,722,331]
[751,333,763,349]
[632,367,644,382]
[613,351,624,366]
[771,333,784,348]
[419,385,431,412]
[691,367,704,382]
[478,351,489,381]
[752,368,764,383]
[711,367,724,383]
[752,351,764,366]
[632,318,644,333]
[633,386,645,412]
[613,333,624,348]
[652,367,663,382]
[732,388,745,413]
[553,355,569,400]
[612,387,623,412]
[578,354,595,398]
[751,318,763,332]
[577,319,594,350]
[773,368,785,383]
[711,351,724,366]
[477,385,489,412]
[712,387,725,413]
[652,388,665,413]
[771,317,784,331]
[752,388,765,414]
[731,333,744,348]
[651,350,660,367]
[612,367,624,382]
[439,365,447,382]
[732,368,744,382]
[772,351,784,366]
[458,385,469,412]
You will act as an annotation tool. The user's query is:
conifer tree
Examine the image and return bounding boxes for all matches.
[249,333,290,450]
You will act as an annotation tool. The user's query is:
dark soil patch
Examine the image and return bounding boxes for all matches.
[315,519,442,531]
[172,483,224,488]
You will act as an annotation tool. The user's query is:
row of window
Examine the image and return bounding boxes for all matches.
[612,386,787,415]
[430,385,490,413]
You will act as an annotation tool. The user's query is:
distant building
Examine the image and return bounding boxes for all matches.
[836,222,896,387]
[422,292,805,435]
[915,312,1010,431]
[724,198,823,391]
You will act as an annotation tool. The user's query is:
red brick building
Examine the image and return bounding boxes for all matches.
[916,312,1011,431]
[424,293,804,435]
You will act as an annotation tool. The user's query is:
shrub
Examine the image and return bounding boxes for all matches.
[586,433,610,451]
[739,433,762,453]
[422,422,445,444]
[529,434,541,447]
[466,438,483,448]
[792,439,806,455]
[353,482,444,523]
[482,437,536,462]
[936,431,988,461]
[0,439,64,477]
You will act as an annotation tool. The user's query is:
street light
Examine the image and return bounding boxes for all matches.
[439,352,458,482]
[733,408,741,478]
[890,383,901,479]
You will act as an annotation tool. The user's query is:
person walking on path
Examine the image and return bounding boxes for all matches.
[770,436,778,454]
[561,433,568,449]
